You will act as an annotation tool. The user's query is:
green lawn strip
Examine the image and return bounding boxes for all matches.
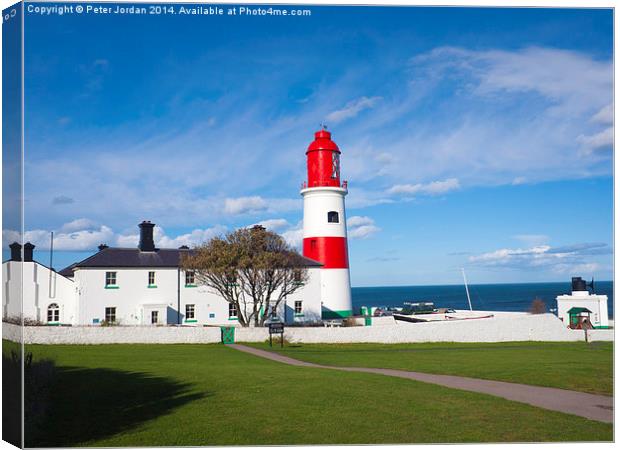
[245,341,613,395]
[25,343,611,446]
[3,338,21,355]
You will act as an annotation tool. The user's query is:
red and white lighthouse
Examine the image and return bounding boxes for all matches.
[301,128,352,319]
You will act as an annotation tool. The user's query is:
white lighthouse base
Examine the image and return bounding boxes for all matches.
[320,268,353,319]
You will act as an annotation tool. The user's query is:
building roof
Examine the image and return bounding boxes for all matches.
[59,247,322,275]
[567,307,592,314]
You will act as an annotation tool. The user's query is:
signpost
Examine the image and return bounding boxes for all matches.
[268,322,284,348]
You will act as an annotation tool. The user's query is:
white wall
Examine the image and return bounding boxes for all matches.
[3,261,76,324]
[4,313,613,345]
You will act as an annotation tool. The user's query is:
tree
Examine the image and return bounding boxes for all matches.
[529,298,546,314]
[181,226,310,327]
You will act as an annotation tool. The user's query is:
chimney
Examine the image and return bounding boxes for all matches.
[98,244,109,252]
[23,242,35,262]
[138,221,156,252]
[9,242,21,262]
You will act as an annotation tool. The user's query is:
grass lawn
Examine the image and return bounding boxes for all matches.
[18,342,612,446]
[247,341,613,395]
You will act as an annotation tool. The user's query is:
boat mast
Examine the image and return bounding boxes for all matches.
[461,268,473,311]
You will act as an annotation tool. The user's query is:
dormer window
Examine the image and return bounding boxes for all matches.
[327,211,339,223]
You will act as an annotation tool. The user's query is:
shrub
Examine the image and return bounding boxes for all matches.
[342,316,360,327]
[3,316,47,326]
[529,298,547,314]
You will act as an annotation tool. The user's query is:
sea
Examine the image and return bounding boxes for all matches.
[352,281,614,318]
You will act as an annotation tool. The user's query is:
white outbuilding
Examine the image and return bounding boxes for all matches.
[556,277,609,329]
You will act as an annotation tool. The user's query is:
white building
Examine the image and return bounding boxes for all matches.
[3,221,323,327]
[556,277,609,329]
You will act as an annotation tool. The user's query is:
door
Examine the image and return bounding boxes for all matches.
[151,310,159,324]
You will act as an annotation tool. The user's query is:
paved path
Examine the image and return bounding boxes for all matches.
[229,344,613,423]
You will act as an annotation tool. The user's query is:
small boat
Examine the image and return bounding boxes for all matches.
[394,301,456,322]
[393,303,494,323]
[393,269,495,323]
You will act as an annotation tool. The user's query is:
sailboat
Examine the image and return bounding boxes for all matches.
[393,269,494,323]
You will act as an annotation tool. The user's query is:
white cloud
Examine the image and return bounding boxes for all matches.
[60,218,99,233]
[153,225,226,248]
[4,220,227,251]
[347,216,380,239]
[325,96,382,124]
[4,225,116,251]
[223,196,300,216]
[414,46,611,117]
[591,104,613,124]
[468,242,611,274]
[387,178,460,196]
[224,196,269,215]
[281,221,304,248]
[255,218,290,232]
[577,127,613,154]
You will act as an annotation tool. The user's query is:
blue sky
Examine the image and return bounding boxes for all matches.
[9,4,613,285]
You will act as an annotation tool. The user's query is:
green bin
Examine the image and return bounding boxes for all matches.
[221,326,235,344]
[364,316,372,326]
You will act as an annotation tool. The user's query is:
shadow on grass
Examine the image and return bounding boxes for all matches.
[3,350,23,448]
[30,366,207,447]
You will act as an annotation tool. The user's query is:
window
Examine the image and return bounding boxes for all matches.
[105,271,117,286]
[186,304,195,320]
[47,303,59,323]
[105,307,116,323]
[148,271,155,286]
[229,303,237,318]
[310,239,317,250]
[327,211,339,223]
[185,271,195,286]
[151,311,158,324]
[331,152,340,179]
[293,270,302,282]
[295,301,303,315]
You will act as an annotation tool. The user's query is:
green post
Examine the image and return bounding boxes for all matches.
[361,306,372,326]
[220,326,235,344]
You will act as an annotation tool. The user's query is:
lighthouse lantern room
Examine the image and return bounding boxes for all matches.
[301,128,353,319]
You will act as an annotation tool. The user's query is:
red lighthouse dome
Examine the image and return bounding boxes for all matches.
[306,129,341,188]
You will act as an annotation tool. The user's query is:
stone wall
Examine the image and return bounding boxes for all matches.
[3,313,613,344]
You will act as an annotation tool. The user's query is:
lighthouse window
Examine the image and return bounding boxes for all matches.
[328,211,339,223]
[331,152,340,179]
